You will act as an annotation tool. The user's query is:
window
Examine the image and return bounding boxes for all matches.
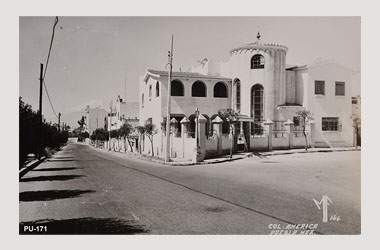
[335,82,345,96]
[141,94,144,108]
[315,81,325,95]
[250,84,264,121]
[213,82,228,98]
[234,79,241,112]
[171,80,184,96]
[156,81,160,97]
[191,81,206,97]
[352,97,358,104]
[149,85,152,99]
[322,117,340,131]
[251,54,265,69]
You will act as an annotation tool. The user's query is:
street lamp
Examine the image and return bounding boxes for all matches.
[195,107,199,148]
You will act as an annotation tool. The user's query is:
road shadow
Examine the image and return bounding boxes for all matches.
[48,159,75,162]
[33,167,79,172]
[20,175,85,183]
[19,189,95,202]
[52,156,74,159]
[250,152,268,159]
[19,217,149,234]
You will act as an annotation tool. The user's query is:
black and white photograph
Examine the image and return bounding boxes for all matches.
[5,0,379,248]
[18,15,361,235]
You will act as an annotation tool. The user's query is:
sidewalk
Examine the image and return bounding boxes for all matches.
[260,146,360,157]
[87,142,360,166]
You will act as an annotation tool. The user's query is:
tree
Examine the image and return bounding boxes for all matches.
[110,129,119,138]
[91,128,108,147]
[77,116,86,132]
[218,108,240,158]
[118,123,135,152]
[19,97,68,166]
[144,123,158,156]
[295,110,314,151]
[135,125,146,154]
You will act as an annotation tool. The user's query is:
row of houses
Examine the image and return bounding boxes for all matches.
[84,33,361,162]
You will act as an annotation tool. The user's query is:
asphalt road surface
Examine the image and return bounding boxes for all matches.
[19,139,360,235]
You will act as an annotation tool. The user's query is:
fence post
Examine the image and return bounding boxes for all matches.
[284,119,294,149]
[193,114,207,162]
[180,117,190,159]
[170,118,178,157]
[264,119,274,151]
[212,115,223,156]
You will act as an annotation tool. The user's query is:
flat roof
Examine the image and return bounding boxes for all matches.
[146,69,231,81]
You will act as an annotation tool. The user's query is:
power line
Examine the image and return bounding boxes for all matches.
[42,16,59,118]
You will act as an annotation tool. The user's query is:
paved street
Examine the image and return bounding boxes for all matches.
[19,139,360,234]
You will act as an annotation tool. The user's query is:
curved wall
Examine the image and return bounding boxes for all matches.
[228,47,287,121]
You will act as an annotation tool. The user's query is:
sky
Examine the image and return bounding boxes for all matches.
[19,16,361,128]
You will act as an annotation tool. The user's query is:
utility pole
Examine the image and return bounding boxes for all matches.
[109,101,113,151]
[58,112,61,132]
[38,63,44,160]
[165,35,173,163]
[124,77,127,102]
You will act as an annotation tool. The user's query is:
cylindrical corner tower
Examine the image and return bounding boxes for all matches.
[229,33,288,121]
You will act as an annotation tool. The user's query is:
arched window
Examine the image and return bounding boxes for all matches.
[251,84,264,135]
[171,80,184,96]
[234,78,241,111]
[141,94,144,108]
[156,81,160,97]
[191,81,206,97]
[251,84,264,120]
[251,54,265,69]
[213,82,228,98]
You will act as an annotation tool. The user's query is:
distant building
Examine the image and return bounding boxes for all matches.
[84,105,107,135]
[107,95,139,131]
[138,33,356,161]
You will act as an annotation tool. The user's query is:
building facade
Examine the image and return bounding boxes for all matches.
[139,33,355,161]
[84,105,107,136]
[107,95,139,132]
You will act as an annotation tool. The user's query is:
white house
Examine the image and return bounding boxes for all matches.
[84,105,107,136]
[138,33,355,161]
[107,95,139,131]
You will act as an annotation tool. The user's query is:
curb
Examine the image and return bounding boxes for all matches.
[89,144,250,166]
[88,144,360,166]
[19,156,47,178]
[260,148,360,157]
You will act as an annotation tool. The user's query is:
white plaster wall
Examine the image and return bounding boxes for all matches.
[303,63,353,146]
[285,70,296,104]
[272,136,289,149]
[183,137,196,159]
[87,108,107,135]
[276,106,304,122]
[224,49,287,120]
[293,133,310,148]
[250,136,268,150]
[205,137,218,151]
[221,134,232,151]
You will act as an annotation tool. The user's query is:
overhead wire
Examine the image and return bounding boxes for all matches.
[42,16,59,119]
